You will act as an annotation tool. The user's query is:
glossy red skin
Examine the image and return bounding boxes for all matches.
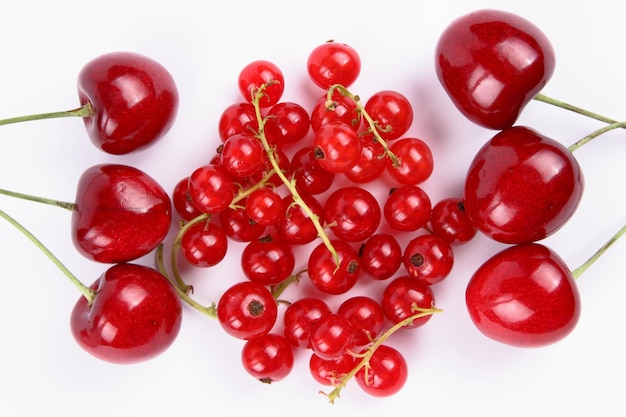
[291,146,335,195]
[218,102,259,142]
[429,197,477,245]
[355,344,408,397]
[383,184,432,232]
[241,333,294,383]
[466,243,580,347]
[313,122,362,174]
[77,51,178,154]
[337,296,384,347]
[381,275,435,329]
[386,137,433,185]
[309,352,356,386]
[307,41,361,89]
[188,164,235,214]
[237,60,284,107]
[364,90,413,141]
[359,233,403,280]
[464,126,584,244]
[180,220,228,267]
[264,102,311,148]
[435,9,555,130]
[172,177,203,221]
[308,313,356,361]
[403,234,454,285]
[70,263,182,364]
[217,281,278,340]
[323,186,381,242]
[307,239,361,295]
[283,297,332,349]
[241,237,295,286]
[71,164,171,263]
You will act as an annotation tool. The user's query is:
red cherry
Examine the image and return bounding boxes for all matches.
[464,126,584,244]
[70,263,182,364]
[307,41,361,89]
[71,164,171,263]
[77,51,179,154]
[435,9,555,129]
[466,243,581,347]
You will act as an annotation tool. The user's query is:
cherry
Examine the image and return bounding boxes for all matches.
[72,164,172,263]
[466,243,580,347]
[217,281,278,340]
[464,126,584,244]
[354,344,408,398]
[307,41,361,89]
[241,333,294,383]
[435,9,555,129]
[70,263,182,364]
[77,51,179,154]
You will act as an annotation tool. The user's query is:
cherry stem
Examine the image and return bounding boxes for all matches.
[155,244,217,318]
[533,93,622,127]
[0,209,96,304]
[251,81,340,268]
[0,187,75,211]
[0,102,93,126]
[571,223,626,280]
[568,120,626,153]
[327,84,401,167]
[324,304,443,404]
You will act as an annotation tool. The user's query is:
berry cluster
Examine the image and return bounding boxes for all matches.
[1,8,625,403]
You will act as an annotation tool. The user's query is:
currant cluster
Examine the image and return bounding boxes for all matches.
[1,7,625,404]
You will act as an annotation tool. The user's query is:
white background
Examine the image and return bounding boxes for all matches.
[1,1,625,416]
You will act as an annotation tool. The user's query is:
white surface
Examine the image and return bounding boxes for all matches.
[1,1,625,416]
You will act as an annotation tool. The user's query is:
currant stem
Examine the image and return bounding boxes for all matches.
[0,102,93,126]
[0,188,75,211]
[533,93,622,127]
[571,223,626,280]
[324,304,443,404]
[155,244,217,318]
[568,120,626,153]
[251,82,340,268]
[327,84,401,167]
[0,209,96,304]
[169,213,211,293]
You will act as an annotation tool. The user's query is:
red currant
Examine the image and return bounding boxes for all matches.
[364,90,413,141]
[359,233,403,280]
[172,177,203,221]
[188,164,235,214]
[429,197,477,245]
[264,101,310,148]
[217,281,278,340]
[381,276,435,329]
[309,352,356,386]
[307,41,361,89]
[313,122,362,174]
[309,313,356,361]
[386,137,434,185]
[337,296,384,347]
[219,134,265,179]
[383,184,432,232]
[218,102,258,142]
[403,233,454,285]
[238,60,284,107]
[323,186,381,242]
[245,188,284,227]
[307,239,361,295]
[241,333,294,383]
[241,236,295,286]
[180,220,228,268]
[283,297,332,349]
[355,345,408,397]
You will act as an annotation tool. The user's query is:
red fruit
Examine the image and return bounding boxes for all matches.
[283,297,332,349]
[77,51,178,154]
[359,233,403,280]
[313,122,362,174]
[381,275,435,329]
[337,296,384,347]
[309,352,356,386]
[218,102,259,142]
[217,281,278,340]
[180,220,228,267]
[464,126,584,244]
[386,137,433,185]
[323,186,381,242]
[403,233,454,285]
[364,90,413,141]
[429,197,476,245]
[188,164,235,214]
[172,177,203,221]
[71,164,171,263]
[291,146,335,195]
[308,313,356,361]
[355,345,408,397]
[435,9,555,129]
[307,41,361,89]
[238,60,284,107]
[70,263,182,364]
[241,236,295,286]
[383,184,432,232]
[465,243,581,347]
[219,134,265,179]
[264,101,311,148]
[241,333,294,383]
[307,239,361,295]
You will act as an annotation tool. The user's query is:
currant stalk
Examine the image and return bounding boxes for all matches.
[324,304,442,404]
[0,103,93,126]
[0,209,96,304]
[251,81,340,267]
[326,84,400,167]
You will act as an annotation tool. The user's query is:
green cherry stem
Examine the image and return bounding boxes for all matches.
[568,120,626,153]
[0,102,93,126]
[0,209,96,304]
[0,187,75,211]
[533,93,622,126]
[571,223,626,280]
[327,84,401,167]
[324,304,443,404]
[251,81,340,268]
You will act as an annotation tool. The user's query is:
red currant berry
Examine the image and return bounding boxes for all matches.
[217,281,278,340]
[291,146,335,195]
[381,275,435,329]
[383,184,432,232]
[238,60,284,107]
[323,186,381,242]
[172,177,203,221]
[219,134,265,179]
[309,352,356,386]
[464,126,583,244]
[364,90,413,141]
[245,188,284,227]
[188,164,235,214]
[403,233,454,285]
[310,93,360,133]
[355,345,408,397]
[218,102,259,142]
[308,240,361,295]
[250,147,292,189]
[344,133,387,184]
[309,313,357,361]
[180,220,228,268]
[313,122,362,174]
[386,137,434,185]
[241,333,294,383]
[218,205,267,242]
[274,193,325,245]
[264,101,310,148]
[307,41,361,89]
[337,296,384,347]
[283,297,332,349]
[466,243,580,347]
[429,197,476,245]
[359,233,403,280]
[241,236,295,286]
